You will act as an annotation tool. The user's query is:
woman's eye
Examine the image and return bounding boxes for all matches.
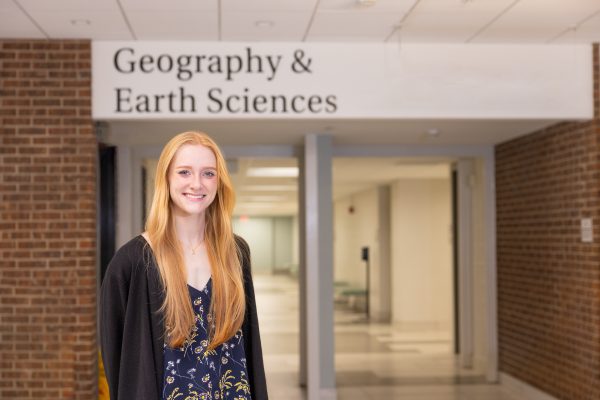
[203,171,216,178]
[178,170,191,176]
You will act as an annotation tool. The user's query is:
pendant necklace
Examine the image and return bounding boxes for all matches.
[190,241,203,255]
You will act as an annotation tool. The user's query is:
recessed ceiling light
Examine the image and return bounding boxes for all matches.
[255,20,274,29]
[240,195,286,202]
[427,128,440,137]
[70,19,90,26]
[237,203,274,208]
[357,0,376,7]
[242,185,296,191]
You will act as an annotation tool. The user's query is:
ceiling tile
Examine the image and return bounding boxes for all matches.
[398,0,516,43]
[0,0,45,38]
[18,0,117,11]
[2,0,600,43]
[473,0,600,43]
[222,11,312,41]
[16,0,130,39]
[120,0,217,11]
[319,0,415,12]
[307,11,403,41]
[554,10,600,43]
[222,0,317,12]
[19,10,131,39]
[128,10,218,40]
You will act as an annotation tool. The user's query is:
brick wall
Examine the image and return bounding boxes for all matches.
[0,40,97,399]
[496,44,600,400]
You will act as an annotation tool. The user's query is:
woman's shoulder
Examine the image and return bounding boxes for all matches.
[234,234,250,254]
[115,234,148,260]
[234,234,252,278]
[104,235,149,282]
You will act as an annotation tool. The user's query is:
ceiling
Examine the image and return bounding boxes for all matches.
[1,0,599,43]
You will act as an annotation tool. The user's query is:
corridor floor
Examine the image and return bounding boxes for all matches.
[254,274,524,400]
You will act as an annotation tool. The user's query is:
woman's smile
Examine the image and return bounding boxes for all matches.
[183,192,207,201]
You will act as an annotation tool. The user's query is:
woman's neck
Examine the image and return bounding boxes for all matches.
[172,211,206,247]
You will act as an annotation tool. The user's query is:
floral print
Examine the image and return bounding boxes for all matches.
[162,279,251,400]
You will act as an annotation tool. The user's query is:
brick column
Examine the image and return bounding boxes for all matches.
[0,40,97,400]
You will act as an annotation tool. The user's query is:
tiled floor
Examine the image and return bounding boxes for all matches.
[255,274,524,400]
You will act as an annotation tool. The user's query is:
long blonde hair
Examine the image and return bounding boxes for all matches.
[145,131,245,350]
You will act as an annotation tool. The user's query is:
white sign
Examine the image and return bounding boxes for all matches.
[92,42,593,120]
[581,218,593,243]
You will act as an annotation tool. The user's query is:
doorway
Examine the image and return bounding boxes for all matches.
[331,156,493,389]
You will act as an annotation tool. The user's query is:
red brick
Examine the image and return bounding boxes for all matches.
[0,39,96,400]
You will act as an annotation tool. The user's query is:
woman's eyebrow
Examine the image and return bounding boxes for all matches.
[174,165,216,169]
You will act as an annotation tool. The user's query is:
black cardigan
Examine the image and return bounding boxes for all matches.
[100,235,268,400]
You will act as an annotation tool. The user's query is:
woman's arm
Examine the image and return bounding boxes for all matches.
[236,236,269,400]
[99,246,133,400]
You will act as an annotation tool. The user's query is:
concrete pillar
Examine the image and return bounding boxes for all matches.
[298,150,307,387]
[301,134,336,400]
[457,159,474,369]
[369,185,392,322]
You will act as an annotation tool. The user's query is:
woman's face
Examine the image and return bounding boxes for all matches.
[168,144,218,217]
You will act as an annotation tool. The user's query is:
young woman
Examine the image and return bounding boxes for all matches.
[100,131,268,400]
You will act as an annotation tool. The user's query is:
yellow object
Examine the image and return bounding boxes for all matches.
[98,349,110,400]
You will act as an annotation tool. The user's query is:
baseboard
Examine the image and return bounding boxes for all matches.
[500,372,558,400]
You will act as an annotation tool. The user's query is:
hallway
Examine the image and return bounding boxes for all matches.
[255,274,523,400]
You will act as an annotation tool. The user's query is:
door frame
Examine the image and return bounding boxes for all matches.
[333,144,497,383]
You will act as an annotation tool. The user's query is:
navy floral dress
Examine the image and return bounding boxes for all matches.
[162,278,251,400]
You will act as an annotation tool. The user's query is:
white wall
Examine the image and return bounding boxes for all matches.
[292,215,299,267]
[391,176,453,328]
[233,217,273,274]
[233,216,295,274]
[333,186,392,321]
[333,188,379,289]
[273,217,294,272]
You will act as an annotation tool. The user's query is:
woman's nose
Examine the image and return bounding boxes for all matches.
[190,174,203,190]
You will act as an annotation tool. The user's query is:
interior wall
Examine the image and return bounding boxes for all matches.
[333,188,380,289]
[233,217,273,273]
[233,216,295,274]
[273,216,294,272]
[390,176,453,328]
[292,215,299,268]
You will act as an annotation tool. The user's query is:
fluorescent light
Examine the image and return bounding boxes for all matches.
[246,167,298,178]
[255,20,274,29]
[240,195,286,202]
[237,203,275,208]
[71,19,90,26]
[241,185,296,191]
